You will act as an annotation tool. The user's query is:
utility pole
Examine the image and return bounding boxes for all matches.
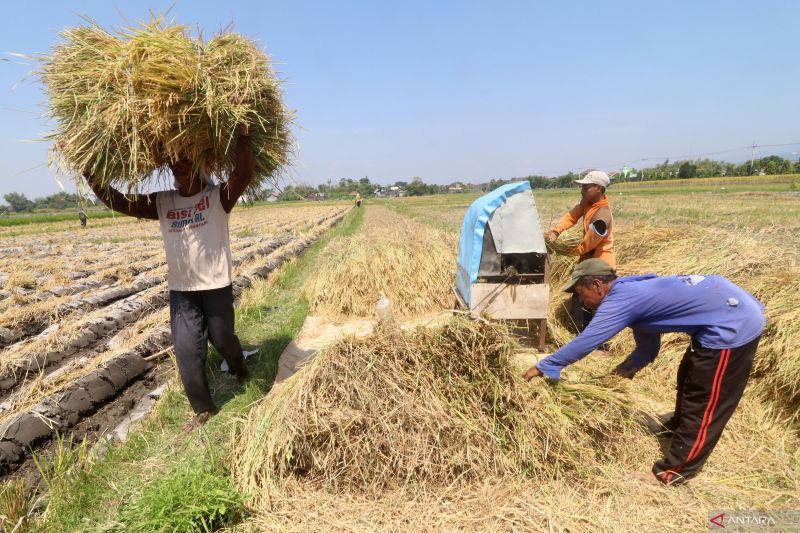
[750,141,757,175]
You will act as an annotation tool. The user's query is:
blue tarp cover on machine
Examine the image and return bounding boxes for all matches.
[456,181,546,307]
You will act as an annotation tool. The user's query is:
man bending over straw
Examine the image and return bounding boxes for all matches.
[85,125,254,431]
[523,259,765,486]
[545,170,615,333]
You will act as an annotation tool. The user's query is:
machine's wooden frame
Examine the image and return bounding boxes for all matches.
[454,256,550,351]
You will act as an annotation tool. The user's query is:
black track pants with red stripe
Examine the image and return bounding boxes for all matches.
[653,335,760,485]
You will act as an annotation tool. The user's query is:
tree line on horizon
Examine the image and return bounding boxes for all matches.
[284,154,800,200]
[3,154,798,211]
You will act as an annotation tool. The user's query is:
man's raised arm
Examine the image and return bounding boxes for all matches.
[220,128,254,213]
[84,173,158,220]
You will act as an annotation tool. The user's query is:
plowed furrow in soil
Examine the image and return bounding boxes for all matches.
[0,236,300,396]
[0,275,166,349]
[0,235,297,348]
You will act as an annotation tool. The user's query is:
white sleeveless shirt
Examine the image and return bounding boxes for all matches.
[156,186,232,291]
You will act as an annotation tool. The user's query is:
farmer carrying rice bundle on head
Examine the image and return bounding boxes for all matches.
[40,18,292,430]
[85,125,255,431]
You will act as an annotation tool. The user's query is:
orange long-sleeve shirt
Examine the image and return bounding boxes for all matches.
[551,195,616,269]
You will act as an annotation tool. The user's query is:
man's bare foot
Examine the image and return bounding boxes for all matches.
[183,410,215,433]
[629,471,662,486]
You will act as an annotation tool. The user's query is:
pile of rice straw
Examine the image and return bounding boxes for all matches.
[233,318,639,504]
[39,17,292,193]
[304,206,456,318]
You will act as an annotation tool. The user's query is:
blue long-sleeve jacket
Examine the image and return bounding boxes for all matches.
[536,274,766,379]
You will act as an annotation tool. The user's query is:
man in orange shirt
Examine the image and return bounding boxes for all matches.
[545,170,615,332]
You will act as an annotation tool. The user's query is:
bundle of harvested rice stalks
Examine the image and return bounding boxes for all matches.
[39,16,292,193]
[545,225,583,256]
[748,282,800,419]
[233,318,641,505]
[304,206,456,318]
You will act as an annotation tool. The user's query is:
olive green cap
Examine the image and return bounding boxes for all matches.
[563,258,615,293]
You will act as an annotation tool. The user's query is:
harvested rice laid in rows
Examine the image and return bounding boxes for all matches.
[304,206,456,318]
[39,17,292,193]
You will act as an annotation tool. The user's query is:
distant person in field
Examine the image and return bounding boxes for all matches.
[545,170,615,333]
[78,207,87,227]
[523,259,765,486]
[85,125,253,431]
[355,192,362,208]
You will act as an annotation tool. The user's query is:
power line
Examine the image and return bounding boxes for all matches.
[553,141,800,178]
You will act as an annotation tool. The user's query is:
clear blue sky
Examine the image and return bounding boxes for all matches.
[1,1,798,198]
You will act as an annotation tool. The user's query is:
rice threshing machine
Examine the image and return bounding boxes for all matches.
[454,181,550,350]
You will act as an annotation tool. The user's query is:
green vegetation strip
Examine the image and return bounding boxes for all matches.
[31,207,364,532]
[0,210,116,227]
